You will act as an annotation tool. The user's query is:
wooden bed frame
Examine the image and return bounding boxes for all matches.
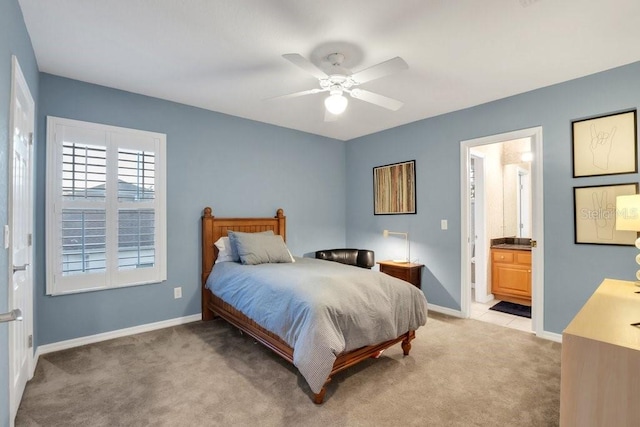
[201,207,415,403]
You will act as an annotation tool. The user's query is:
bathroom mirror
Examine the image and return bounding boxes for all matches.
[503,163,532,237]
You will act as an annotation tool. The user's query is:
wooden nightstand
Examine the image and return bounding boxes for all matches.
[377,260,424,289]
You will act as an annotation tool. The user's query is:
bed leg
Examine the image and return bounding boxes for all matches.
[202,289,216,321]
[402,330,416,356]
[313,378,331,404]
[202,309,215,321]
[313,389,326,405]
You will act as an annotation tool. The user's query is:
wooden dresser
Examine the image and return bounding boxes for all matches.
[560,279,640,426]
[491,248,531,305]
[377,261,424,289]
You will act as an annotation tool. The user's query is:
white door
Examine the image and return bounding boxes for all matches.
[470,153,490,303]
[8,55,35,424]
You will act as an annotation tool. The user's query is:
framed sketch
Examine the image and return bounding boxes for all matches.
[373,160,416,215]
[572,110,637,177]
[573,182,638,245]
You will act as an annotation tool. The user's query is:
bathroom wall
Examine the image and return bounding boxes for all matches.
[471,144,505,239]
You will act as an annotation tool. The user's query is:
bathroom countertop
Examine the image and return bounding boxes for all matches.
[490,237,531,251]
[490,243,531,251]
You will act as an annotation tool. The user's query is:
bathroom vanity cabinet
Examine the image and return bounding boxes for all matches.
[490,247,531,305]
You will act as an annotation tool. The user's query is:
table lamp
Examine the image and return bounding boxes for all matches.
[383,229,409,263]
[615,194,640,283]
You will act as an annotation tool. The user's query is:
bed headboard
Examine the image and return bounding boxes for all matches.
[201,207,286,319]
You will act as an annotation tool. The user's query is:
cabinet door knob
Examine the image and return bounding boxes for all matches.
[500,256,504,259]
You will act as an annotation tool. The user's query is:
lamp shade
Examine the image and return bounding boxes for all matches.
[382,229,409,263]
[324,92,348,115]
[616,194,640,281]
[615,194,640,231]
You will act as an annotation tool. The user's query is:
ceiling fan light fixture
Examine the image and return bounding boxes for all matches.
[324,91,348,115]
[280,52,407,118]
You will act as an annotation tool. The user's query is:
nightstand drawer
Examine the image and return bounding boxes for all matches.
[377,261,424,289]
[381,264,411,281]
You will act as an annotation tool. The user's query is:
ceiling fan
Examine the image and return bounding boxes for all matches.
[273,52,408,121]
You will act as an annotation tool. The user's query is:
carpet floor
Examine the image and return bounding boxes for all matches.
[16,312,561,426]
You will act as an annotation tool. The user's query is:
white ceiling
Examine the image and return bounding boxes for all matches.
[18,0,640,141]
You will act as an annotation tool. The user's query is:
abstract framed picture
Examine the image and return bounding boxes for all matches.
[572,109,637,177]
[573,182,638,245]
[373,160,416,215]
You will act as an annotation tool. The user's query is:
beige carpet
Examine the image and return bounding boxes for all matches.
[16,312,561,426]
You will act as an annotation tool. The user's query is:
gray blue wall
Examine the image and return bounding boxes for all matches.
[1,1,39,425]
[35,74,347,345]
[345,61,640,334]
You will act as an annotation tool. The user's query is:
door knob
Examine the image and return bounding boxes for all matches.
[0,309,22,323]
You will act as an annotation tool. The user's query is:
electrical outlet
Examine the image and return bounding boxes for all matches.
[441,219,448,230]
[174,287,182,299]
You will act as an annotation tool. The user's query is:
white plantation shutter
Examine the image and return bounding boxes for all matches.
[117,147,156,275]
[46,117,166,295]
[61,209,107,275]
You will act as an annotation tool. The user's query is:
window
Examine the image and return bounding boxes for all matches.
[46,117,166,295]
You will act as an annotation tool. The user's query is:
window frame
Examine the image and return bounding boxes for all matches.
[46,116,167,295]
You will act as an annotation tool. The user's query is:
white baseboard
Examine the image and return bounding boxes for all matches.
[32,308,562,360]
[537,330,562,343]
[475,293,495,304]
[428,303,464,318]
[37,313,201,356]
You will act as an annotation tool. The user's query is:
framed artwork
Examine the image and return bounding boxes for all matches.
[573,182,638,245]
[572,110,637,177]
[373,160,416,215]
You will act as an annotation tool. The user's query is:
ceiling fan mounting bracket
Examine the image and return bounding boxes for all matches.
[327,52,345,66]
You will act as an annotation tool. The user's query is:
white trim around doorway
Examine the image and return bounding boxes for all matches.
[460,126,545,337]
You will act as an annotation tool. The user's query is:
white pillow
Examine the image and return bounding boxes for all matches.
[214,237,235,263]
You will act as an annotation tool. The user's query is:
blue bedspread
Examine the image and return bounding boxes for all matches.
[205,257,428,394]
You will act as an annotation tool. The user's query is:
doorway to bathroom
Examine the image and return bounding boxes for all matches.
[460,127,544,336]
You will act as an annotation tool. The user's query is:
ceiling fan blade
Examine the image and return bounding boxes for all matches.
[266,88,324,100]
[282,53,328,80]
[350,89,404,111]
[350,57,408,84]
